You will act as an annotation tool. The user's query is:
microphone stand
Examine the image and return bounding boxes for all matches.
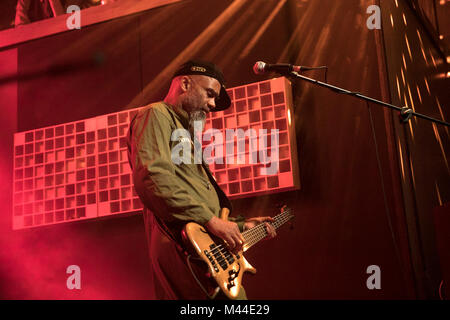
[285,70,449,127]
[281,69,448,295]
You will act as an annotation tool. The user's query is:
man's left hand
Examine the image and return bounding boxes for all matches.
[243,216,277,240]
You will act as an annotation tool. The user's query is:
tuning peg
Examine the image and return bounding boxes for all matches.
[275,203,284,209]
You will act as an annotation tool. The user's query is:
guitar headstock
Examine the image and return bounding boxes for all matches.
[280,205,294,220]
[279,205,294,230]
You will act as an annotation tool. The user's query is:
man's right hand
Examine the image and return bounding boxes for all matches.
[205,216,245,254]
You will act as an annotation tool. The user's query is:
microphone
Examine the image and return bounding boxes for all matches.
[253,61,321,75]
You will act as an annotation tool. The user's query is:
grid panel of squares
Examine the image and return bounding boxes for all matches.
[95,111,143,218]
[203,77,299,198]
[12,110,144,230]
[12,77,299,229]
[13,120,98,229]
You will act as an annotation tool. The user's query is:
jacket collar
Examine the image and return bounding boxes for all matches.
[163,101,189,129]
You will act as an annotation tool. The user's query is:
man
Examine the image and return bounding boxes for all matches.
[127,60,276,300]
[15,0,54,26]
[14,0,97,26]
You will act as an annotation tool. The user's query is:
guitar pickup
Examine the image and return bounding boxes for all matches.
[225,256,235,264]
[205,248,227,271]
[219,262,228,270]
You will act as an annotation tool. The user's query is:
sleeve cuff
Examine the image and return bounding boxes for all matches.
[228,215,246,232]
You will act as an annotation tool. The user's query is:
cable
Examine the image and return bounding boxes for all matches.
[366,101,405,282]
[439,279,445,300]
[186,254,220,300]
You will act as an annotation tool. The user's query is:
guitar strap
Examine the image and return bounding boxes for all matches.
[201,161,233,213]
[146,208,185,252]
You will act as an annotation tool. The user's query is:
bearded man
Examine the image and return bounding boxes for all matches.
[127,60,276,300]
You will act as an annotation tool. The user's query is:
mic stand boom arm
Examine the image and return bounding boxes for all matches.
[287,71,449,127]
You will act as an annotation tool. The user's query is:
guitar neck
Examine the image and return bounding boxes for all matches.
[242,209,293,250]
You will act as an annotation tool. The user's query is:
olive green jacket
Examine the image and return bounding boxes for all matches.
[127,102,245,238]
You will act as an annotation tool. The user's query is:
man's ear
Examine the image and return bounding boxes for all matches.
[179,76,191,93]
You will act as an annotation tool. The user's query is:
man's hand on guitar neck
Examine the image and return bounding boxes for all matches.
[205,216,277,254]
[244,216,277,240]
[205,216,245,254]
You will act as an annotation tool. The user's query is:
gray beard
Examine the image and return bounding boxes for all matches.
[188,110,206,137]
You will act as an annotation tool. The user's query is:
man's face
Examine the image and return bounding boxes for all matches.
[181,75,221,134]
[182,75,221,116]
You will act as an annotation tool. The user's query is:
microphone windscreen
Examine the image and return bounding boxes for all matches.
[253,61,266,74]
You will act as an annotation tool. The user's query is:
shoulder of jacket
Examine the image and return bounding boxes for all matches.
[137,102,173,123]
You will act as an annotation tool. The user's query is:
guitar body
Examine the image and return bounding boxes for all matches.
[182,206,293,299]
[182,222,256,300]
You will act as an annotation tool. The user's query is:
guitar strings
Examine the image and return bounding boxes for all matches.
[212,209,292,255]
[206,214,292,265]
[242,209,292,246]
[210,212,283,254]
[243,209,291,239]
[205,210,293,262]
[206,215,292,265]
[207,209,292,257]
[241,212,292,250]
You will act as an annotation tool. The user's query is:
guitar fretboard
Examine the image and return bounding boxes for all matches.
[242,209,293,249]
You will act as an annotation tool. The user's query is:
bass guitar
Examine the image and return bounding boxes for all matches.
[182,206,294,299]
